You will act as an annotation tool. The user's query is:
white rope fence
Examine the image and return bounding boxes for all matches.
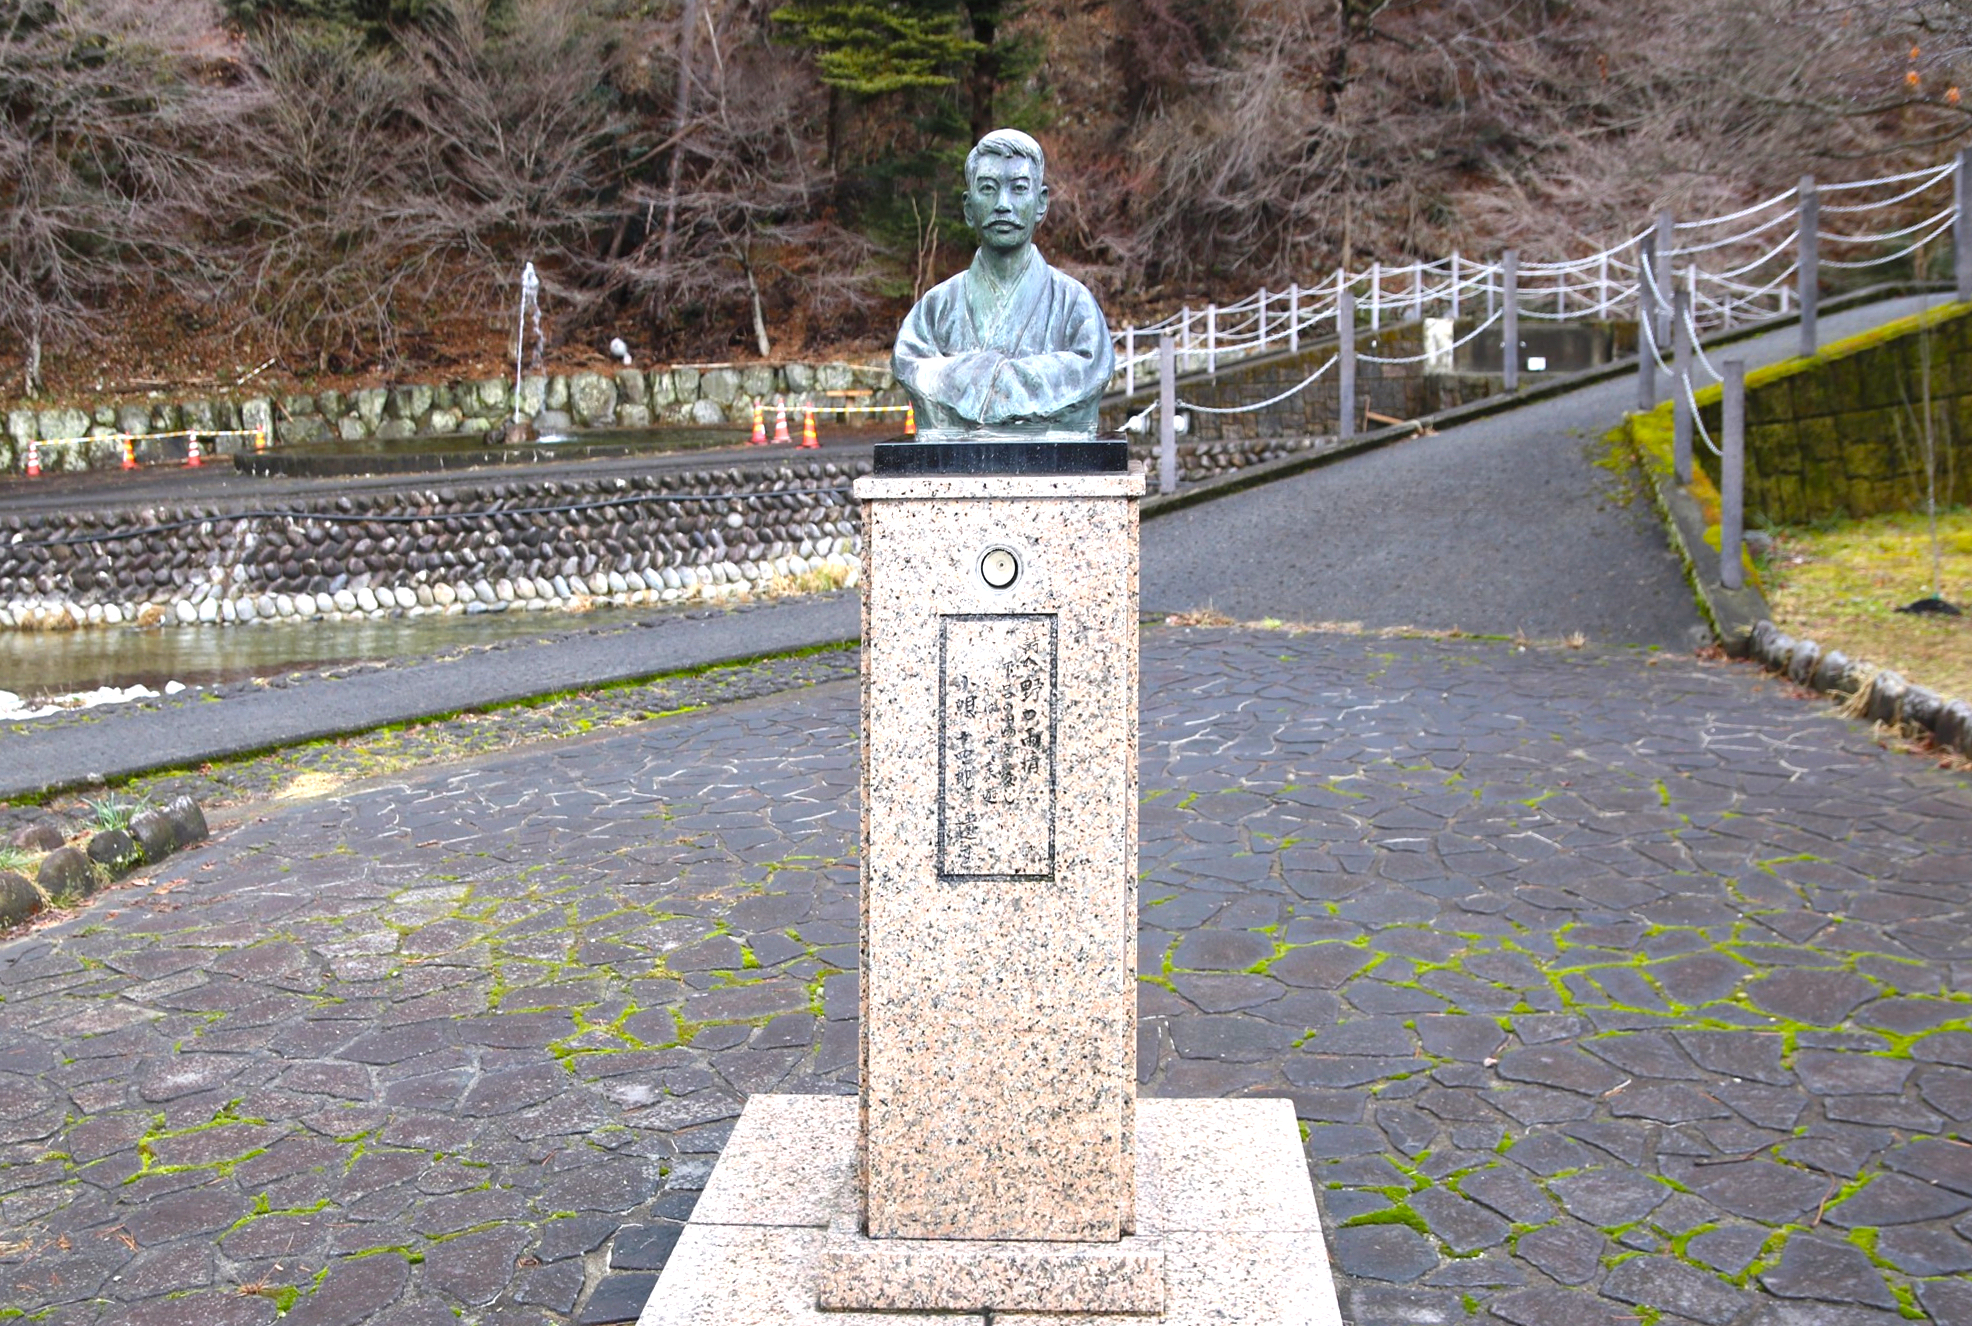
[1114,152,1971,397]
[1178,355,1339,414]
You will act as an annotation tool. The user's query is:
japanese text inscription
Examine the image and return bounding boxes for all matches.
[938,614,1056,877]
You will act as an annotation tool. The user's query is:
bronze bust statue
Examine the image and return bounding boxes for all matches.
[891,130,1116,443]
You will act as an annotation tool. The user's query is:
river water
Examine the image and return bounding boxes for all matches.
[0,603,662,703]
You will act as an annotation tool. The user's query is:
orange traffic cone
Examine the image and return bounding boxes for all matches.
[904,404,916,437]
[121,436,137,470]
[749,402,767,445]
[772,397,792,446]
[799,405,819,449]
[24,439,41,478]
[185,433,202,467]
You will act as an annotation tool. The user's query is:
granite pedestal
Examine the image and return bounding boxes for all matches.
[636,1095,1343,1326]
[636,465,1343,1324]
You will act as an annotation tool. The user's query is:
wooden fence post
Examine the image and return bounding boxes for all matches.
[1798,176,1819,357]
[1956,149,1972,303]
[1672,285,1693,486]
[1502,250,1519,393]
[1159,334,1177,496]
[1638,230,1660,410]
[1721,359,1745,590]
[1338,290,1357,440]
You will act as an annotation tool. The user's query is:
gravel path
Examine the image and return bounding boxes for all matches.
[1140,295,1938,645]
[2,627,1968,1325]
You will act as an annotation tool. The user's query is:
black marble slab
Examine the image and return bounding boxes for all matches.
[872,438,1129,476]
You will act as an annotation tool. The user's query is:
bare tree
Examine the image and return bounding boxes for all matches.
[607,0,877,358]
[393,0,643,336]
[1082,0,1958,293]
[0,0,245,394]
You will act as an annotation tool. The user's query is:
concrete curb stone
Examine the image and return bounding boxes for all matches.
[162,795,209,847]
[9,821,63,851]
[35,844,95,902]
[0,869,38,925]
[84,827,139,872]
[1744,621,1972,758]
[127,808,177,863]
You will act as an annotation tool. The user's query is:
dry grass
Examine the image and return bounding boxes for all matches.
[1764,509,1972,705]
[763,561,857,598]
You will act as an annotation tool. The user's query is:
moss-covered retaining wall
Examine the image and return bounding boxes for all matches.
[1695,301,1972,524]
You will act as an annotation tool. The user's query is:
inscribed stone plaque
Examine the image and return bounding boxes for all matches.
[939,614,1056,878]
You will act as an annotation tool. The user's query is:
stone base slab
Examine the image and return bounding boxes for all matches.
[636,1094,1343,1325]
[816,1215,1165,1313]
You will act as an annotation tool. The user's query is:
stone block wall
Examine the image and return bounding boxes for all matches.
[1695,302,1972,524]
[1,361,901,474]
[0,461,865,631]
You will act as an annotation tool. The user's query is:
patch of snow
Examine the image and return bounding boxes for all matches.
[0,682,173,722]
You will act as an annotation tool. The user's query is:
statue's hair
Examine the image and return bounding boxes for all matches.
[965,129,1045,189]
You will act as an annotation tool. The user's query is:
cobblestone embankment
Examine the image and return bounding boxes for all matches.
[0,462,866,632]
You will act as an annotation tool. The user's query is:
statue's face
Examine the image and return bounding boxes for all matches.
[963,153,1047,254]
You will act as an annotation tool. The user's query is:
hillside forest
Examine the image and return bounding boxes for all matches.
[0,0,1963,399]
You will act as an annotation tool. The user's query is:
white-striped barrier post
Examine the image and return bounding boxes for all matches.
[1124,326,1136,396]
[1206,304,1217,375]
[1798,176,1819,357]
[1411,265,1423,323]
[1721,359,1745,590]
[1655,211,1675,334]
[1180,306,1192,373]
[1956,148,1972,303]
[1502,249,1519,393]
[1158,334,1177,496]
[1288,283,1300,353]
[1672,285,1693,486]
[1451,252,1461,320]
[1369,262,1381,331]
[1257,288,1268,352]
[1338,290,1357,440]
[1637,245,1659,410]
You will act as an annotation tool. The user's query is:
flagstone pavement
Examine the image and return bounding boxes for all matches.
[2,626,1969,1326]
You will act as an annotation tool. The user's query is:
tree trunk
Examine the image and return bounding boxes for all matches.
[660,0,703,269]
[965,0,1000,143]
[826,84,841,175]
[24,320,41,398]
[744,255,771,358]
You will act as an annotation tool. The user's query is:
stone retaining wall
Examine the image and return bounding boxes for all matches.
[1,361,903,474]
[1695,301,1972,524]
[0,433,1339,633]
[1,461,866,631]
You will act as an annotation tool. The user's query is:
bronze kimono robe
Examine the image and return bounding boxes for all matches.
[892,248,1115,435]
